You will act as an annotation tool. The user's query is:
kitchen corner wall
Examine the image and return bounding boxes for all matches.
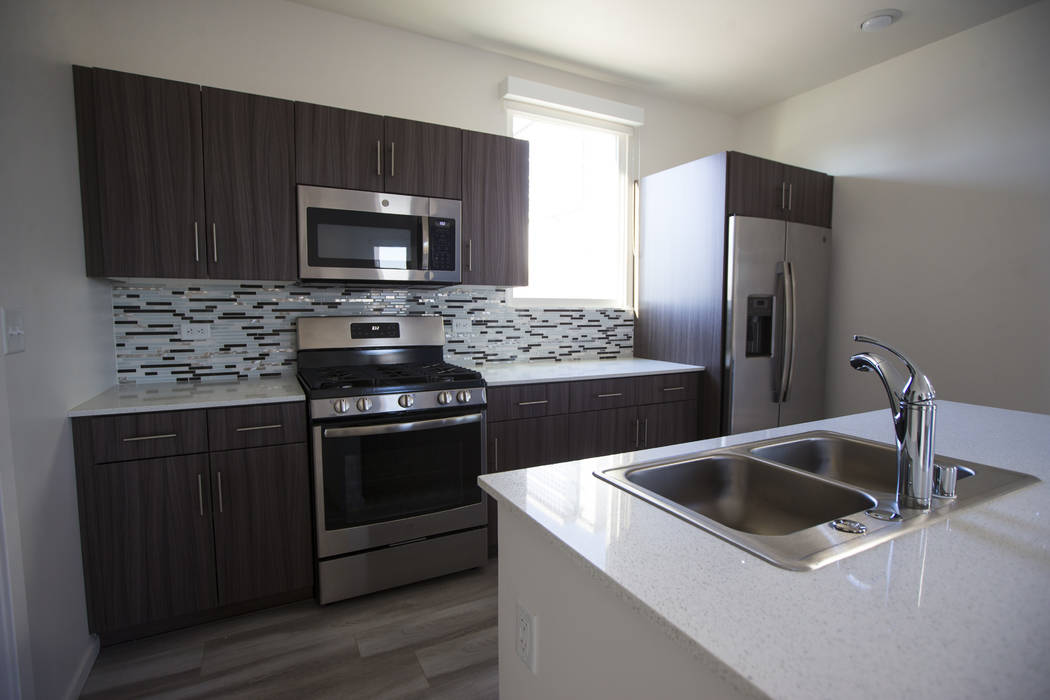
[111,282,633,382]
[736,0,1050,417]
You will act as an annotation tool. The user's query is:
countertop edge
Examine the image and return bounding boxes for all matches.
[482,359,705,387]
[68,392,305,417]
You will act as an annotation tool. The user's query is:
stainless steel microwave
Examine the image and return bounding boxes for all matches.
[297,185,461,284]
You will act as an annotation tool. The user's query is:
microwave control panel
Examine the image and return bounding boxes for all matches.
[428,218,456,271]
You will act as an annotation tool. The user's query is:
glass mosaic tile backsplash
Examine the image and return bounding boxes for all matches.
[112,281,634,383]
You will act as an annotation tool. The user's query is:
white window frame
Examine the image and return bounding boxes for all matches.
[505,102,638,310]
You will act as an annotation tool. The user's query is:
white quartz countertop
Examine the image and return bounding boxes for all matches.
[480,358,703,386]
[479,401,1050,699]
[69,376,304,417]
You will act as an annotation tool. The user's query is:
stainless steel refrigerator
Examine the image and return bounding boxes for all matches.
[723,216,831,434]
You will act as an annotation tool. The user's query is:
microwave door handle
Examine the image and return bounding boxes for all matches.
[421,216,430,270]
[322,412,482,439]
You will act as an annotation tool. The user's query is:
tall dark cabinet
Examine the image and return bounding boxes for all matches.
[461,130,529,286]
[635,151,833,438]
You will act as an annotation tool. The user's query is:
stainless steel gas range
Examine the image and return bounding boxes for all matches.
[296,315,488,604]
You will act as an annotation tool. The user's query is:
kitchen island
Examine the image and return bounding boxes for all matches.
[479,401,1050,699]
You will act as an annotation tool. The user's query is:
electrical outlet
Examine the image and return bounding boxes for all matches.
[516,602,537,673]
[452,318,471,334]
[180,323,211,340]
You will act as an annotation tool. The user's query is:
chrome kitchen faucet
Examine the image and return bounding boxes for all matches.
[849,335,936,511]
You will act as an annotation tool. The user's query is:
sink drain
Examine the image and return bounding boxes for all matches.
[830,518,867,534]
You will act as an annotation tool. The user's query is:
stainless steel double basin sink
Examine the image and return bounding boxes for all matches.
[595,431,1038,570]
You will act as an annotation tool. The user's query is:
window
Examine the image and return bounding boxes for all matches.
[509,107,633,308]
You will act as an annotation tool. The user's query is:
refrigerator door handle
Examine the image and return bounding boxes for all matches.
[774,261,795,403]
[782,261,797,402]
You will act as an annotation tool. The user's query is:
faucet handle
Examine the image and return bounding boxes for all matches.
[852,335,935,403]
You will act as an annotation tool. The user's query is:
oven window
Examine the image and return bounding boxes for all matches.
[321,417,483,530]
[308,207,421,270]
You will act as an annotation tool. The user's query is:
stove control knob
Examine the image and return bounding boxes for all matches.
[333,399,352,414]
[456,390,472,404]
[398,394,415,409]
[437,391,453,405]
[355,397,373,412]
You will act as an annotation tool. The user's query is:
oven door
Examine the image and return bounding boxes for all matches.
[313,408,487,558]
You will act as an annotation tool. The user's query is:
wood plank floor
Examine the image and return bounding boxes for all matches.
[81,562,498,699]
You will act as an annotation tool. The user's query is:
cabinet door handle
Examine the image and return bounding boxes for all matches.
[212,223,218,263]
[517,400,548,407]
[390,142,395,177]
[643,419,649,448]
[634,419,640,448]
[217,471,224,514]
[122,433,176,443]
[597,392,623,399]
[376,139,382,176]
[788,183,793,211]
[197,473,204,517]
[467,239,472,271]
[781,182,787,210]
[494,437,499,471]
[235,423,282,432]
[662,386,685,392]
[194,221,200,262]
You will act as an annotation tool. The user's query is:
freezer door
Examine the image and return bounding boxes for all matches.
[724,216,786,434]
[778,222,832,427]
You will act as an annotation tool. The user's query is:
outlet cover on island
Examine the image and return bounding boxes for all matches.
[180,323,211,341]
[516,602,537,674]
[1,307,25,355]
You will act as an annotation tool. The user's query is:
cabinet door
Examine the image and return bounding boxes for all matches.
[568,407,640,460]
[90,455,216,633]
[202,88,296,280]
[88,68,206,277]
[726,152,785,220]
[784,165,833,228]
[461,131,529,286]
[639,401,700,450]
[210,444,313,606]
[489,416,571,473]
[383,116,462,198]
[295,102,384,191]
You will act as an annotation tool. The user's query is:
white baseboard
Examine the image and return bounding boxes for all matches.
[62,634,99,700]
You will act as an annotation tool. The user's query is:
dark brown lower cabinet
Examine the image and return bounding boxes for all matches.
[568,407,639,459]
[89,455,217,633]
[73,403,313,644]
[210,444,312,606]
[640,401,700,451]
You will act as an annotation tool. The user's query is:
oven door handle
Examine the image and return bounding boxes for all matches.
[322,412,482,439]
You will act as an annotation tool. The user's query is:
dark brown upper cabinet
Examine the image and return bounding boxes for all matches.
[294,104,461,199]
[74,67,296,280]
[461,130,529,286]
[295,102,384,192]
[74,67,206,278]
[726,151,832,228]
[383,116,462,199]
[202,88,296,280]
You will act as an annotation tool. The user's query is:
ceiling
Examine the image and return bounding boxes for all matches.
[291,0,1035,114]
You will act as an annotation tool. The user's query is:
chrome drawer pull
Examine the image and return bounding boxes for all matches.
[517,400,548,407]
[197,474,204,516]
[122,433,176,443]
[235,423,282,432]
[662,386,686,392]
[596,392,623,399]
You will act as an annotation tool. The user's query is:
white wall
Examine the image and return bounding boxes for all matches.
[736,0,1050,417]
[0,0,737,696]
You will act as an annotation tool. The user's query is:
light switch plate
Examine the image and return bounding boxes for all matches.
[452,319,471,334]
[1,307,25,355]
